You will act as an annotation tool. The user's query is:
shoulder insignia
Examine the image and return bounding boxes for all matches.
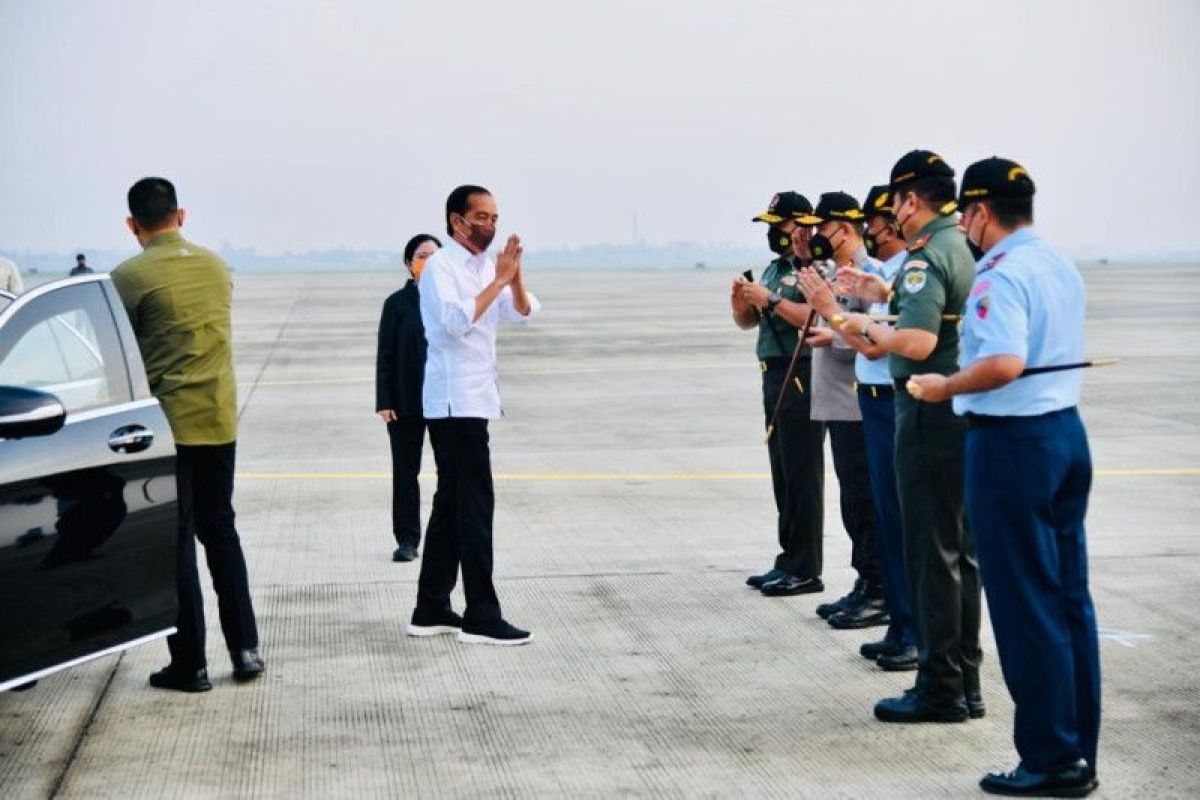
[978,251,1008,274]
[904,260,928,271]
[906,235,930,252]
[779,274,798,287]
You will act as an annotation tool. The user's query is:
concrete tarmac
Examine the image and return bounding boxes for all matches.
[2,264,1198,798]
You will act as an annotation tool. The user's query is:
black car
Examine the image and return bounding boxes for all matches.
[0,275,177,691]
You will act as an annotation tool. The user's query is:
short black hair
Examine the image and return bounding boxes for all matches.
[895,175,957,212]
[445,184,491,236]
[76,253,85,261]
[403,233,442,265]
[982,196,1034,228]
[127,177,178,229]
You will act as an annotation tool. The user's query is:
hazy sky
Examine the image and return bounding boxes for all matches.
[2,0,1198,259]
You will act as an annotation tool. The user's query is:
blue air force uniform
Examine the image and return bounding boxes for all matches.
[955,160,1100,778]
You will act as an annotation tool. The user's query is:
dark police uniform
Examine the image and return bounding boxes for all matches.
[376,278,428,555]
[956,159,1100,790]
[745,192,825,591]
[876,151,982,720]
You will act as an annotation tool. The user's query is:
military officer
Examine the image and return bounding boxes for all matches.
[835,150,983,722]
[732,191,826,596]
[909,158,1100,797]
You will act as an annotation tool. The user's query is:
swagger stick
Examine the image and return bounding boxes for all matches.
[1019,358,1119,377]
[764,308,818,443]
[905,358,1119,399]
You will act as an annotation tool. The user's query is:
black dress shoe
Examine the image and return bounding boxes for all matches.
[860,638,893,660]
[816,580,863,619]
[874,689,967,723]
[746,568,787,589]
[980,760,1097,797]
[761,575,824,596]
[231,649,266,682]
[392,543,419,562]
[967,690,986,719]
[149,664,212,693]
[876,644,918,671]
[828,596,889,629]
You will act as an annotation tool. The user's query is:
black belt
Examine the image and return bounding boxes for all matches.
[857,383,894,399]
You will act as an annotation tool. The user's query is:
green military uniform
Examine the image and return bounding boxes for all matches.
[889,212,983,710]
[757,253,825,582]
[110,231,237,445]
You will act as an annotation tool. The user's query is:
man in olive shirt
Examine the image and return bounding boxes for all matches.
[733,191,825,597]
[837,151,983,723]
[111,177,262,693]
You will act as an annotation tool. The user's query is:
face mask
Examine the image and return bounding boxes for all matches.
[457,216,496,252]
[410,256,428,280]
[893,196,915,239]
[767,226,791,255]
[864,231,878,256]
[964,207,989,261]
[808,232,836,262]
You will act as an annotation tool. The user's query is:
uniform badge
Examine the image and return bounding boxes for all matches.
[970,278,992,298]
[907,235,931,253]
[976,295,990,320]
[779,274,798,287]
[905,260,928,271]
[904,271,927,293]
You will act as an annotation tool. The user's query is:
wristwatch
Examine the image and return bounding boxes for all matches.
[766,290,782,313]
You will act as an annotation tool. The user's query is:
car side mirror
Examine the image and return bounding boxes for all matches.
[0,385,67,439]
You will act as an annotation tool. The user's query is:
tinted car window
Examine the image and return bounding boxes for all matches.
[0,283,131,413]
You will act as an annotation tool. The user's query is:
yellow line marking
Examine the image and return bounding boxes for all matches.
[236,468,1200,481]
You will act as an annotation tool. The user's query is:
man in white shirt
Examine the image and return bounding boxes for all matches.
[406,185,540,646]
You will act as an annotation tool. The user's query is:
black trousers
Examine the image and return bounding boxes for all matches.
[762,360,825,579]
[170,442,259,670]
[387,416,426,548]
[893,392,982,706]
[415,418,502,624]
[827,421,881,592]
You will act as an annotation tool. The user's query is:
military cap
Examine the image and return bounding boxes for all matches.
[862,185,893,218]
[752,191,814,224]
[958,156,1036,207]
[889,149,955,188]
[797,191,865,225]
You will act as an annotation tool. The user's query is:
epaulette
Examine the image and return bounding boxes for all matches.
[906,234,930,253]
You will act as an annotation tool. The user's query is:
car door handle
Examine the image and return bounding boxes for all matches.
[108,425,154,454]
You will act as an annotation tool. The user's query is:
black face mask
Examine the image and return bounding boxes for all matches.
[967,239,985,261]
[767,226,791,255]
[864,231,878,256]
[808,232,836,262]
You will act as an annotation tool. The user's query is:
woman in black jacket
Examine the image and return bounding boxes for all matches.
[376,234,440,561]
